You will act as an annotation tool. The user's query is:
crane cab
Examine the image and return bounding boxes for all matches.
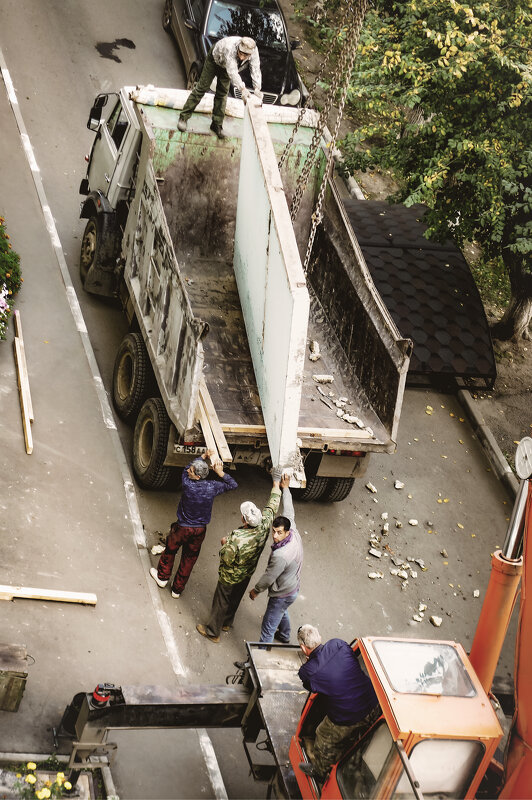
[289,637,502,799]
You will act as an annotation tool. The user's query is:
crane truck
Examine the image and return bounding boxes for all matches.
[57,443,532,798]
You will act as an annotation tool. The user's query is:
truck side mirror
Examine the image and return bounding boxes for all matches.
[87,94,108,131]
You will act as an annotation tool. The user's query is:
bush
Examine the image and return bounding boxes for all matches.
[0,216,23,340]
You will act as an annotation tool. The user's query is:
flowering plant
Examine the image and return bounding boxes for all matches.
[13,762,72,799]
[0,216,22,340]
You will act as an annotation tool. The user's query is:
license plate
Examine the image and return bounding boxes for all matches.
[173,445,206,455]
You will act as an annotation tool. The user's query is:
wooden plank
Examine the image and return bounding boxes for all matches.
[196,402,220,462]
[297,427,373,439]
[13,337,33,454]
[13,310,34,422]
[221,423,267,435]
[199,379,232,462]
[0,585,97,605]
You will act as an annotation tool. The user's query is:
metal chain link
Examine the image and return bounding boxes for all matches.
[290,0,368,224]
[303,0,369,273]
[277,1,358,172]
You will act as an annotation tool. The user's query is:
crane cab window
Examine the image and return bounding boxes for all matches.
[372,640,476,697]
[393,738,485,799]
[337,720,395,798]
[106,101,129,152]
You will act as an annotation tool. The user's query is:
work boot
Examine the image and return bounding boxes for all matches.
[177,117,187,132]
[171,590,181,599]
[210,122,226,140]
[196,623,220,643]
[299,763,320,779]
[150,567,167,588]
[274,631,289,643]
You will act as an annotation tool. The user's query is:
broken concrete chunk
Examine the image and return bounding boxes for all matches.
[415,558,426,570]
[335,399,347,408]
[408,519,419,526]
[440,549,448,558]
[401,580,409,591]
[365,482,377,493]
[390,568,399,576]
[410,570,418,579]
[381,512,389,521]
[382,523,389,534]
[336,409,344,418]
[397,569,408,580]
[412,614,424,623]
[309,341,321,361]
[418,602,428,612]
[394,480,405,489]
[473,589,480,598]
[368,571,384,579]
[395,520,403,529]
[369,547,383,558]
[430,615,443,627]
[151,544,165,555]
[313,374,334,384]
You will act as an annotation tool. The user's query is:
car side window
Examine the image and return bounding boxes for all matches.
[106,101,129,152]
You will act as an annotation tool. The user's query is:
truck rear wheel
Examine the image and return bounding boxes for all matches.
[321,477,355,502]
[133,397,172,489]
[292,475,330,502]
[113,333,156,424]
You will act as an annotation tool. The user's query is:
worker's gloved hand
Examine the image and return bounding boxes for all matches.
[254,88,264,102]
[272,466,283,483]
[241,87,251,102]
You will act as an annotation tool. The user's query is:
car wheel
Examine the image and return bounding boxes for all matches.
[187,65,200,91]
[162,0,172,31]
[321,477,355,503]
[133,398,172,490]
[112,332,157,424]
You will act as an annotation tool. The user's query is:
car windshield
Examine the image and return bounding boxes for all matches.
[206,1,287,50]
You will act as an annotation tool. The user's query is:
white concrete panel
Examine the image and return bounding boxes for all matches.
[233,101,309,470]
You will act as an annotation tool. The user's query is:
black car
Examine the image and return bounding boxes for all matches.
[162,0,303,106]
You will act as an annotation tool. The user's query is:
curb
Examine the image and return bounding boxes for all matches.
[457,389,519,499]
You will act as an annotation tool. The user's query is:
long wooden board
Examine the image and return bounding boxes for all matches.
[199,379,232,462]
[13,337,33,454]
[0,585,97,605]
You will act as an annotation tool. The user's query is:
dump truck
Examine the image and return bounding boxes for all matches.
[78,86,412,501]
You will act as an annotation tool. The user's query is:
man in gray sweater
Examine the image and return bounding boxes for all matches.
[249,483,303,643]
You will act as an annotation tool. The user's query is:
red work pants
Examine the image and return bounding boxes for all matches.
[156,522,206,594]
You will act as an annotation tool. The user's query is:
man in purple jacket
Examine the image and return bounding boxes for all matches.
[150,449,237,598]
[296,625,380,782]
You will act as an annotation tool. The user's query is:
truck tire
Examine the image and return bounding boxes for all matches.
[321,477,355,503]
[113,333,156,424]
[133,397,172,489]
[79,214,114,286]
[292,475,329,502]
[162,0,172,31]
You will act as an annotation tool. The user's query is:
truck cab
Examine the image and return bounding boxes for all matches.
[290,637,502,799]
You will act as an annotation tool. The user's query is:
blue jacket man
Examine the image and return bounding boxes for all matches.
[150,449,237,598]
[297,625,380,781]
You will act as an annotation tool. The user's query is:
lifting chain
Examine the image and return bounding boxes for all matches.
[277,1,369,273]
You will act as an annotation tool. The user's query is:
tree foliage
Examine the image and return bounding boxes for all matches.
[340,0,532,338]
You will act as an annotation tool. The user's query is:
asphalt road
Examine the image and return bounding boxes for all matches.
[0,1,518,798]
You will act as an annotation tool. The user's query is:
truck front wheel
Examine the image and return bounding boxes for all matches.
[79,213,115,287]
[133,398,172,489]
[113,333,156,424]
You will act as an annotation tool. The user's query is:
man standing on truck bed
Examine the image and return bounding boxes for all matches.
[177,36,263,140]
[248,478,303,643]
[196,469,288,643]
[150,449,237,598]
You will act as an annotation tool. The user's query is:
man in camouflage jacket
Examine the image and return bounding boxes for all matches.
[196,471,288,642]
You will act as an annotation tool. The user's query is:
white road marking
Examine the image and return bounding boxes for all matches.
[1,50,229,800]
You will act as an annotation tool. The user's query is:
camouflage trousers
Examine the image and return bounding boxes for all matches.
[310,703,381,779]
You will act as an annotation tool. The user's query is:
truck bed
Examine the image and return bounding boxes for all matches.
[184,257,388,445]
